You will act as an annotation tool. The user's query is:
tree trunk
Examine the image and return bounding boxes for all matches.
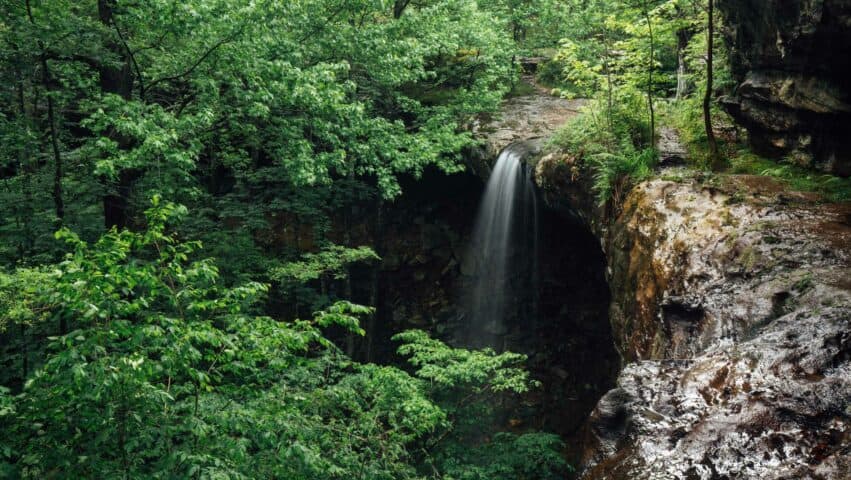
[20,323,28,384]
[97,1,133,100]
[705,0,722,169]
[344,181,356,359]
[676,28,691,100]
[601,30,615,135]
[642,2,656,144]
[366,200,383,363]
[98,0,136,229]
[103,170,139,230]
[25,0,64,224]
[47,90,64,224]
[16,81,35,259]
[393,0,411,19]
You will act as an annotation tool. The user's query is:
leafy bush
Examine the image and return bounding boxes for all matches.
[535,59,569,89]
[590,148,656,205]
[436,432,570,480]
[394,330,570,479]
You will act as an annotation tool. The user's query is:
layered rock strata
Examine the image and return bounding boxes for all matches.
[717,0,851,176]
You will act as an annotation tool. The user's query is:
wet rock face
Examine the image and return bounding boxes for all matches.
[467,86,584,178]
[358,168,482,362]
[573,176,851,479]
[717,0,851,176]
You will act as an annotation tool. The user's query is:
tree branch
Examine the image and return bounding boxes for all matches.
[110,17,146,100]
[147,27,243,92]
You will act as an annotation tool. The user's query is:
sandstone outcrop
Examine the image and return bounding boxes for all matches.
[717,0,851,176]
[536,158,851,478]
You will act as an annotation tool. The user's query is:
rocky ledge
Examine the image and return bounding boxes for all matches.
[717,0,851,176]
[468,79,584,176]
[537,157,851,478]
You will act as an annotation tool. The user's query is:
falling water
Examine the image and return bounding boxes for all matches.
[465,143,538,348]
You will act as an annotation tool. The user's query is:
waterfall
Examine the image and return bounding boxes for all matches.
[465,143,538,349]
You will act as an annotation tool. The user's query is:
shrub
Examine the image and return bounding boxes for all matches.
[550,87,656,205]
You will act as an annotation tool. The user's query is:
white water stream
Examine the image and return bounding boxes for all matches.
[466,143,538,347]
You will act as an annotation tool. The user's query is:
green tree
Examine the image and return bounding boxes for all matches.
[0,198,568,478]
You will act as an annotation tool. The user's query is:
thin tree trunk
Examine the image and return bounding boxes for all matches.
[676,29,690,100]
[705,0,722,169]
[20,323,28,383]
[97,1,133,99]
[366,201,383,363]
[344,205,355,359]
[16,81,35,259]
[345,274,355,358]
[47,92,64,223]
[601,30,615,135]
[25,0,64,224]
[642,1,656,144]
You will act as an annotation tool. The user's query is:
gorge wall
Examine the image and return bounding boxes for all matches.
[717,0,851,176]
[535,154,851,478]
[361,163,619,441]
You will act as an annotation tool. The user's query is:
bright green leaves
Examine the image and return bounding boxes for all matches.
[0,0,520,274]
[0,1,576,477]
[0,268,56,332]
[314,301,373,336]
[437,431,571,480]
[551,88,656,204]
[1,199,567,478]
[271,245,380,314]
[1,200,359,477]
[300,364,446,475]
[553,38,605,98]
[392,331,571,479]
[394,329,536,394]
[84,95,213,198]
[546,0,700,204]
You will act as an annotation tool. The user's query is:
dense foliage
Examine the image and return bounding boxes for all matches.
[546,0,714,204]
[0,0,517,267]
[545,0,851,204]
[0,1,577,478]
[0,199,571,478]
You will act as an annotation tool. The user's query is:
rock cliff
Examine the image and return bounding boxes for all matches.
[380,74,851,477]
[536,157,851,478]
[717,0,851,176]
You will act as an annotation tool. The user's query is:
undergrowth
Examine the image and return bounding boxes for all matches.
[549,88,656,205]
[659,96,735,169]
[729,151,851,202]
[662,99,851,202]
[551,94,851,205]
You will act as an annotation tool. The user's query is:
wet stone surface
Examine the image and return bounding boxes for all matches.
[535,167,851,479]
